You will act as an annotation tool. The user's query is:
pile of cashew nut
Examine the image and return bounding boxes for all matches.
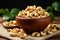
[7,28,27,38]
[18,5,49,18]
[3,20,18,28]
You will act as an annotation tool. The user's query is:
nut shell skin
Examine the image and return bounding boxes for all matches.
[16,16,51,34]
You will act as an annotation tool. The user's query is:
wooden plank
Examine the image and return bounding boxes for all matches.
[52,21,60,24]
[54,17,60,21]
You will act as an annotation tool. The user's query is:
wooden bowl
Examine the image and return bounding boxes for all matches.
[16,16,51,34]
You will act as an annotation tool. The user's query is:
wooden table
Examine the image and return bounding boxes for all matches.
[0,17,60,40]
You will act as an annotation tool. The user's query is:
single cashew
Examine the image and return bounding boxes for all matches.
[47,30,53,34]
[17,32,27,38]
[40,31,47,36]
[32,32,40,37]
[9,32,17,37]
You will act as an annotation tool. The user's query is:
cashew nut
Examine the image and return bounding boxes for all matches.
[32,32,40,37]
[40,31,47,36]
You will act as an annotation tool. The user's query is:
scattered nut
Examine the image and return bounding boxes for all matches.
[3,22,9,27]
[17,32,27,38]
[19,29,25,33]
[8,28,27,38]
[13,28,20,31]
[51,24,60,30]
[36,33,40,37]
[7,24,60,38]
[9,32,17,37]
[47,30,53,34]
[10,28,19,33]
[32,32,40,37]
[40,31,47,36]
[51,27,57,32]
[17,32,21,37]
[3,20,18,28]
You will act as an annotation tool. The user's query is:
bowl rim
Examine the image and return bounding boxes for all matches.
[16,16,50,19]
